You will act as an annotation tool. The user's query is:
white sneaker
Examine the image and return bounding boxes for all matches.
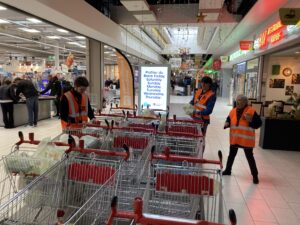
[25,125,34,128]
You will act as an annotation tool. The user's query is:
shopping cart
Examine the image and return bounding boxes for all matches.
[154,131,204,158]
[100,127,154,212]
[0,144,129,225]
[142,149,224,223]
[106,196,237,225]
[0,132,70,205]
[53,123,110,149]
[165,114,204,136]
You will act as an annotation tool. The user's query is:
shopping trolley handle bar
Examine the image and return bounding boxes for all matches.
[157,131,203,138]
[151,147,223,168]
[66,146,130,160]
[16,132,70,147]
[107,197,228,225]
[168,115,204,124]
[96,113,124,118]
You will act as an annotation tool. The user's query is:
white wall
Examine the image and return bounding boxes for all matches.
[264,56,300,101]
[0,0,165,64]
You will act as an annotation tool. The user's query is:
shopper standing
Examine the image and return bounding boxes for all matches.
[189,76,216,135]
[60,76,95,129]
[222,94,262,184]
[14,78,39,127]
[40,75,62,117]
[0,79,15,128]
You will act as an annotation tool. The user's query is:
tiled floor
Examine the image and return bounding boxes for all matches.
[0,96,300,225]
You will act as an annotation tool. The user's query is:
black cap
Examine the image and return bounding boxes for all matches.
[201,76,213,85]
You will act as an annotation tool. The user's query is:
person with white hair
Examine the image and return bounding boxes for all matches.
[223,94,262,184]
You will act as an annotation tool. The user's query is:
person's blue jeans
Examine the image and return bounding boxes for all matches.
[26,96,39,125]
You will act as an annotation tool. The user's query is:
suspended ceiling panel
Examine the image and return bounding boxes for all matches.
[120,0,150,11]
[199,0,224,9]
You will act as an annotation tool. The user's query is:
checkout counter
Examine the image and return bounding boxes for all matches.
[0,96,56,127]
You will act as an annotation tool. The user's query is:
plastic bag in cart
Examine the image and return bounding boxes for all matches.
[183,104,195,116]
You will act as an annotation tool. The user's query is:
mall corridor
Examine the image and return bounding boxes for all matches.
[1,96,300,225]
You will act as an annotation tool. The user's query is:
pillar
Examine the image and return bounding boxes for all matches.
[86,39,103,110]
[54,45,60,70]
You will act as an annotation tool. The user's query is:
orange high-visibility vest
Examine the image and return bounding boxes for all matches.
[61,91,88,129]
[193,89,215,120]
[229,106,256,148]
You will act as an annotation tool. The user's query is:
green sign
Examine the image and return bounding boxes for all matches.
[48,55,55,61]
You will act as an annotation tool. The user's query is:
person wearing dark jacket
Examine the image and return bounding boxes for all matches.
[189,76,216,135]
[60,76,95,129]
[0,79,15,128]
[14,78,39,127]
[222,94,262,184]
[40,75,62,117]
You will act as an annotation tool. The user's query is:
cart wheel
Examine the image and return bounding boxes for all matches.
[229,209,237,225]
[111,196,118,208]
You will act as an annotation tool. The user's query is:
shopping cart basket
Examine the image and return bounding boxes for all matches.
[154,131,204,158]
[53,123,109,149]
[164,114,204,136]
[0,145,129,225]
[106,196,237,225]
[0,132,70,205]
[100,127,154,211]
[141,149,224,223]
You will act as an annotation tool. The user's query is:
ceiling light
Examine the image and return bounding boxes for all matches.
[26,18,42,23]
[18,27,40,33]
[295,51,300,54]
[0,19,9,24]
[75,36,86,39]
[0,6,7,10]
[56,28,69,33]
[47,36,61,39]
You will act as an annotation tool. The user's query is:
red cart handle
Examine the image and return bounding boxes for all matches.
[16,132,70,147]
[106,196,236,225]
[151,146,223,169]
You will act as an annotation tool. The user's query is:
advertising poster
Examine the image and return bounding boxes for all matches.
[139,65,170,111]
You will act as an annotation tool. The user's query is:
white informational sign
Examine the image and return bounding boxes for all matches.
[139,65,170,111]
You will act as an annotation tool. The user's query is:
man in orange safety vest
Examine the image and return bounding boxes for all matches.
[222,94,262,184]
[190,76,216,135]
[60,76,95,130]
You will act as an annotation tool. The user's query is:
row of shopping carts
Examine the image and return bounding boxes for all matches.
[0,114,236,225]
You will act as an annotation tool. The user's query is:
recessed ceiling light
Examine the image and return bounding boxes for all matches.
[75,36,86,39]
[0,6,7,10]
[46,36,61,39]
[26,18,42,23]
[0,19,9,24]
[56,28,69,33]
[18,27,40,33]
[295,51,300,54]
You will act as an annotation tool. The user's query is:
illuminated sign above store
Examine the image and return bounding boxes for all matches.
[254,21,300,50]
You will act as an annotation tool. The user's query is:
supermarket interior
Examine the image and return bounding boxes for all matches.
[0,0,300,224]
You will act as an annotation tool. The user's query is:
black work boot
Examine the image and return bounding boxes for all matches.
[253,175,259,184]
[222,170,232,176]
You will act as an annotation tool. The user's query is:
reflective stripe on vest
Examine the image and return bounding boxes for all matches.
[193,89,214,120]
[229,106,256,148]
